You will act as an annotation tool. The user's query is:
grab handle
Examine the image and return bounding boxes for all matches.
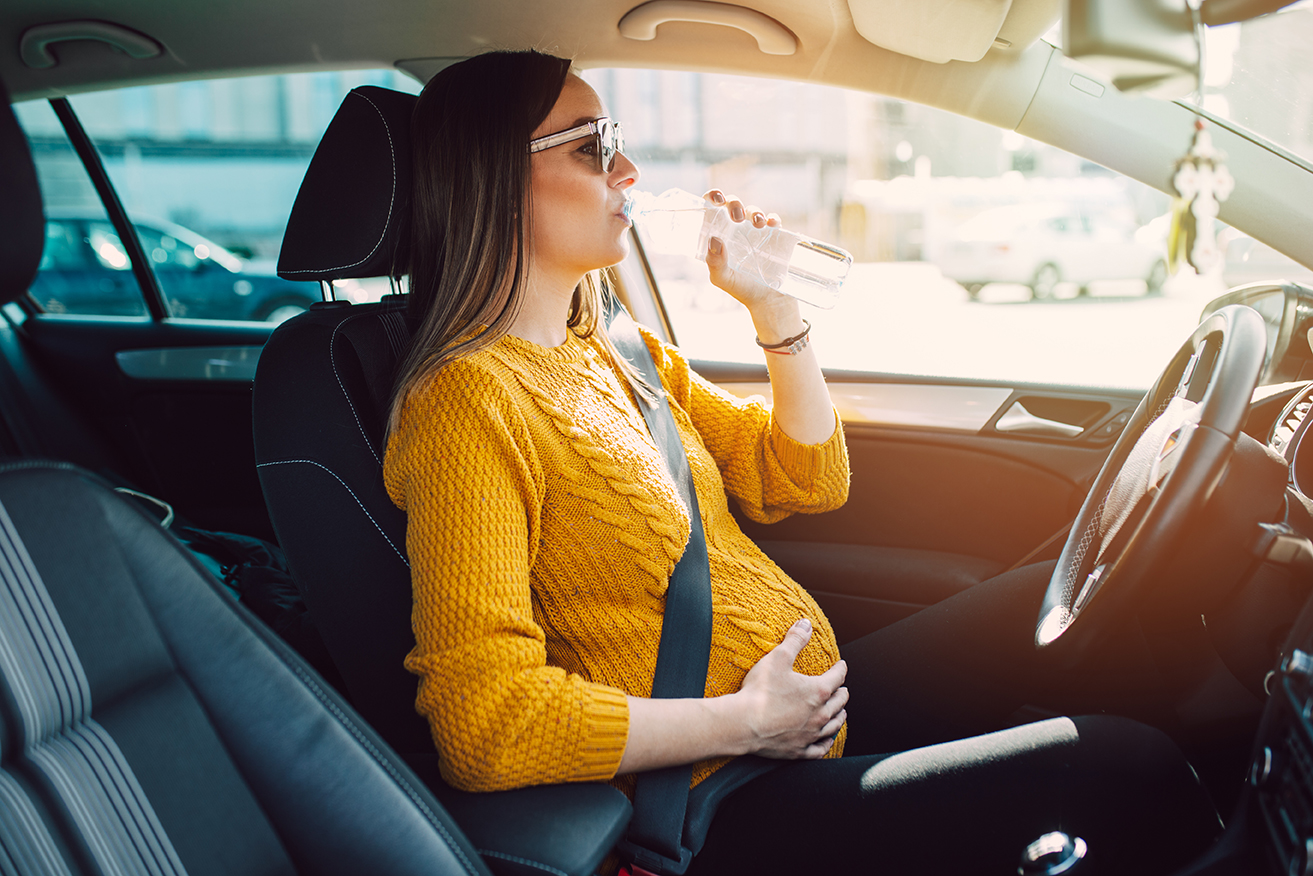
[618,1,797,55]
[20,21,162,69]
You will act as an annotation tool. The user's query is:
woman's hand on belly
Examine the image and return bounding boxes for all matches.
[616,618,847,774]
[734,618,848,759]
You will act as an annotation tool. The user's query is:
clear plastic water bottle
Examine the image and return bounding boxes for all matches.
[624,189,852,309]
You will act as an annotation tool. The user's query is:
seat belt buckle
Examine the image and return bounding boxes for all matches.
[618,866,660,876]
[615,840,693,876]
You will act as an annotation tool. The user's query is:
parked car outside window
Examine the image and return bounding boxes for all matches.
[936,201,1167,301]
[15,70,422,321]
[30,214,319,321]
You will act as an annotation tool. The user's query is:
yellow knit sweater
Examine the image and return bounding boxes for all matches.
[383,325,850,795]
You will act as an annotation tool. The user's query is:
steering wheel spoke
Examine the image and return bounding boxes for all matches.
[1036,304,1269,661]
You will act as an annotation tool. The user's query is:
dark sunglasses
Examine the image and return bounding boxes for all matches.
[528,117,625,173]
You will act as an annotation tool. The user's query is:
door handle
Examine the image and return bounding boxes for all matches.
[995,401,1084,438]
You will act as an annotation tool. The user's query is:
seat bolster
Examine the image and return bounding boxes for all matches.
[254,304,433,753]
[407,754,633,876]
[81,470,491,876]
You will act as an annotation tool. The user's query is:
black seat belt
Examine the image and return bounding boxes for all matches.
[606,298,712,876]
[604,297,778,875]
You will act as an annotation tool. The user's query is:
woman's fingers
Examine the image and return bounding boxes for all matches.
[819,658,847,690]
[802,734,839,759]
[701,190,782,229]
[826,684,849,715]
[819,706,847,738]
[774,617,813,663]
[807,688,846,738]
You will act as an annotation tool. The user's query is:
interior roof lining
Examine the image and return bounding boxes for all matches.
[6,46,1059,148]
[2,0,1053,132]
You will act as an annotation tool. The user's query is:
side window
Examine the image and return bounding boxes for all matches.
[40,221,90,271]
[62,70,421,323]
[15,101,147,317]
[588,69,1269,390]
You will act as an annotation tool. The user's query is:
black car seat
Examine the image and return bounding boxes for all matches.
[0,79,491,876]
[253,86,631,876]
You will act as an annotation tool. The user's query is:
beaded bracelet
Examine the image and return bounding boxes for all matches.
[755,319,811,355]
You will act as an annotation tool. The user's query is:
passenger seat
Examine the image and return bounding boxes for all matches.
[0,78,490,876]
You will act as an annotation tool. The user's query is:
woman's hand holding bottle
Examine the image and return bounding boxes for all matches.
[701,190,791,314]
[625,187,851,309]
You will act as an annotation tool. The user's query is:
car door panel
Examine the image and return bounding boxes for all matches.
[697,361,1142,642]
[18,312,276,537]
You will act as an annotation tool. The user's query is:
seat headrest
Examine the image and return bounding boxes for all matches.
[0,79,47,303]
[277,86,416,282]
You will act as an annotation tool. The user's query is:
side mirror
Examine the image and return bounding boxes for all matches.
[1201,281,1313,384]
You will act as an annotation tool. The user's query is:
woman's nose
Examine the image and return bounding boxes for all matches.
[612,151,640,188]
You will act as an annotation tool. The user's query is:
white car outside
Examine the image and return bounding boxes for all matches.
[937,202,1167,301]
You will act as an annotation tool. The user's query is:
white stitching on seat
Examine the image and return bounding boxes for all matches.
[257,459,408,567]
[330,315,381,465]
[477,849,571,876]
[280,90,397,275]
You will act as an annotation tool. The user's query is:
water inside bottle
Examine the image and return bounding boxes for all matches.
[783,241,850,309]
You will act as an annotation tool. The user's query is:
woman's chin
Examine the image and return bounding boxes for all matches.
[616,235,632,258]
[601,238,630,268]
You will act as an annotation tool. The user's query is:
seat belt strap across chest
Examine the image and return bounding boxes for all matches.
[605,298,712,876]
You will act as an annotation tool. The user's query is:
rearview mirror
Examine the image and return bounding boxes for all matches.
[1064,0,1300,96]
[1201,282,1313,384]
[1065,0,1197,96]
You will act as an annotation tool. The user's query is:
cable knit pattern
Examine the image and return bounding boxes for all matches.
[384,325,850,794]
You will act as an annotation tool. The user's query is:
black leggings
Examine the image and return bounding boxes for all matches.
[686,562,1223,875]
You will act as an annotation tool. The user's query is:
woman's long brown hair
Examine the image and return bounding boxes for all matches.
[388,50,649,437]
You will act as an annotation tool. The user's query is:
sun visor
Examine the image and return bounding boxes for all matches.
[847,0,1015,63]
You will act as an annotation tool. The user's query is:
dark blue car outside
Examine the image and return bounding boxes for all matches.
[28,214,319,322]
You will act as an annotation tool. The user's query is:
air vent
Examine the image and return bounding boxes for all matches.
[1273,387,1313,456]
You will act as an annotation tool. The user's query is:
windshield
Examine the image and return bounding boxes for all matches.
[1191,0,1313,167]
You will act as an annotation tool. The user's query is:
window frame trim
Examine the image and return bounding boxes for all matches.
[48,97,169,321]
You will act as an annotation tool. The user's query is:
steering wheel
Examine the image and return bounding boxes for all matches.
[1035,304,1268,661]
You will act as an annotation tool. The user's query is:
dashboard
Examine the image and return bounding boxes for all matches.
[1232,281,1313,501]
[1221,284,1313,875]
[1274,384,1313,501]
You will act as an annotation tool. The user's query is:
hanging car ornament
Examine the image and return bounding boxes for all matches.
[1168,120,1234,274]
[1167,0,1234,276]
